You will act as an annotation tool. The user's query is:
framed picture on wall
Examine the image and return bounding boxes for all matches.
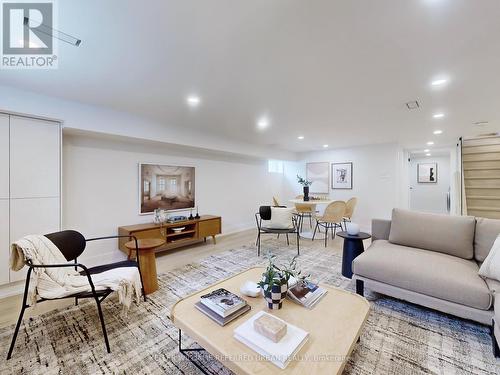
[139,163,195,214]
[306,162,330,194]
[417,163,437,183]
[331,162,353,189]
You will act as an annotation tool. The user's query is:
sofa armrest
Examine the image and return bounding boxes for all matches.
[372,219,391,241]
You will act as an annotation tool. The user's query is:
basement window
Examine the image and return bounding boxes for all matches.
[268,160,284,174]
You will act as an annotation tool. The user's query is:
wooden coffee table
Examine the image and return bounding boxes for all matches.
[124,238,165,294]
[171,267,370,374]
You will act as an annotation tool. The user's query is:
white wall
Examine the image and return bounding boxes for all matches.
[284,143,402,231]
[409,155,451,214]
[63,133,287,265]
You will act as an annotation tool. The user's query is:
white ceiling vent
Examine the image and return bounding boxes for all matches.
[473,121,489,127]
[405,100,420,110]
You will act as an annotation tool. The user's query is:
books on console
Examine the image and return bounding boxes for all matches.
[196,288,250,326]
[287,281,327,309]
[234,311,309,369]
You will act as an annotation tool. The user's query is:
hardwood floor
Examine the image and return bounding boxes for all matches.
[0,228,345,329]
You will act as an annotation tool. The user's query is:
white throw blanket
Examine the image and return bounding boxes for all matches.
[10,235,142,314]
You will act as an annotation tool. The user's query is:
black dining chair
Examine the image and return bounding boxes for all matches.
[255,206,300,256]
[7,230,145,360]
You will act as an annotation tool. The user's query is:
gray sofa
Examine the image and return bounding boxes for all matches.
[352,208,500,356]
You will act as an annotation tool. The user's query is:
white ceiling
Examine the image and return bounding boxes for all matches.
[1,0,500,153]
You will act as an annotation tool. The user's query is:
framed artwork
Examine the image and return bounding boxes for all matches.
[417,163,437,183]
[139,163,195,214]
[331,162,353,189]
[306,162,330,194]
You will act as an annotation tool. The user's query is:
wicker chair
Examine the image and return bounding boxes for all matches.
[342,197,358,230]
[294,195,316,232]
[313,201,346,247]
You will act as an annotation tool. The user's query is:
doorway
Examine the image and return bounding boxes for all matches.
[409,152,451,214]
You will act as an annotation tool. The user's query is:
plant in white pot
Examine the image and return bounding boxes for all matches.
[258,254,308,310]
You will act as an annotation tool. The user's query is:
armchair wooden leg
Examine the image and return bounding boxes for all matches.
[324,224,328,247]
[257,233,261,256]
[286,233,290,246]
[296,231,300,256]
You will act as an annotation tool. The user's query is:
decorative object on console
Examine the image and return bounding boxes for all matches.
[306,162,330,194]
[346,222,360,235]
[332,162,353,189]
[418,162,438,183]
[188,209,194,220]
[296,175,312,201]
[139,163,195,214]
[258,254,307,310]
[194,206,200,219]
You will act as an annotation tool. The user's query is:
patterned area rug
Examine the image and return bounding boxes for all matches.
[0,237,499,374]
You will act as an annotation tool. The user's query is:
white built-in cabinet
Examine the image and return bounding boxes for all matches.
[0,113,61,284]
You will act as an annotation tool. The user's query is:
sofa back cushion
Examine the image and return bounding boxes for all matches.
[475,217,500,262]
[388,208,475,259]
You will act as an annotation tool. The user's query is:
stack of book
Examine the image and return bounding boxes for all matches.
[287,280,327,309]
[195,288,250,326]
[234,311,309,369]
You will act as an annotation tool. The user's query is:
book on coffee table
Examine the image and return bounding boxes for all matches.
[288,281,327,309]
[195,301,251,326]
[233,311,309,369]
[200,288,247,317]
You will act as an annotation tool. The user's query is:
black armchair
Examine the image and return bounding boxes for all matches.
[7,230,146,360]
[255,206,300,256]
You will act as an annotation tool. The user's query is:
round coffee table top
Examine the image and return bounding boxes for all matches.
[337,231,371,240]
[124,238,166,250]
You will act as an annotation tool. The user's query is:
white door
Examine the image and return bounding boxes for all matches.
[409,155,451,214]
[9,197,60,282]
[0,199,9,285]
[9,116,60,199]
[0,114,9,199]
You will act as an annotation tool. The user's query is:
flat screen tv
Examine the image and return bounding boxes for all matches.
[139,163,195,214]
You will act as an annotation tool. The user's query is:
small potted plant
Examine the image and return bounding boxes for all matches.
[296,175,312,201]
[258,254,307,310]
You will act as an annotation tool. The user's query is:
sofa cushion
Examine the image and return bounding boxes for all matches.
[475,217,500,262]
[388,208,475,259]
[353,240,492,310]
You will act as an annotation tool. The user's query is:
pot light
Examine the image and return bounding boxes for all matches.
[186,96,201,107]
[431,79,447,86]
[426,153,432,157]
[427,141,434,146]
[297,136,304,140]
[433,113,445,119]
[433,130,443,135]
[257,118,270,130]
[424,149,430,153]
[323,144,329,148]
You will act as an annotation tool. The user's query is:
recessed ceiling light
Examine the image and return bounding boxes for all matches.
[257,117,270,130]
[433,113,445,119]
[426,153,431,157]
[433,130,443,135]
[424,149,430,152]
[323,144,329,148]
[431,79,447,86]
[427,141,434,146]
[186,95,201,107]
[297,136,304,140]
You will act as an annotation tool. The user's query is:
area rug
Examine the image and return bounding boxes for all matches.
[0,238,499,374]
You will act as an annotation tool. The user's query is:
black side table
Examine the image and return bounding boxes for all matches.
[337,231,371,278]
